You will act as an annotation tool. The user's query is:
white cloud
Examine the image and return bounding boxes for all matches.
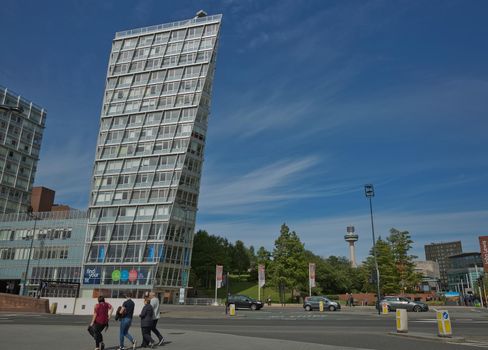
[199,156,322,214]
[197,209,488,262]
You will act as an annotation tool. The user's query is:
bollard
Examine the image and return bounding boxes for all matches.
[229,303,236,316]
[437,310,452,338]
[382,303,389,314]
[319,300,324,312]
[50,302,58,314]
[396,309,408,333]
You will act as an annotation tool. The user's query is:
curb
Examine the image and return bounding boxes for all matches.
[388,331,466,343]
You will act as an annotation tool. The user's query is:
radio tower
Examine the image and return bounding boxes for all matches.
[344,226,359,267]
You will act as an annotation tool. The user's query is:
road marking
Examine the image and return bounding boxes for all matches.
[449,342,488,348]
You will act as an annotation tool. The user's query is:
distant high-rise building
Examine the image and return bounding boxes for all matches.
[82,12,222,301]
[425,241,462,290]
[0,86,45,214]
[344,226,358,267]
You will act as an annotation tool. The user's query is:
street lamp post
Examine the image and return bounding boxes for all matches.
[365,184,381,315]
[22,209,39,296]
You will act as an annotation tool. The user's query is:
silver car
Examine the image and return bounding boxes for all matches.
[379,296,429,312]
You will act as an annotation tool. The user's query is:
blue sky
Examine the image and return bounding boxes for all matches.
[1,0,487,261]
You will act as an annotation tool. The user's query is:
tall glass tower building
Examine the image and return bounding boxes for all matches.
[0,86,46,214]
[82,12,221,301]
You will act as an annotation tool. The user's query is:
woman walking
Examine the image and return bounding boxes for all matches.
[89,296,113,350]
[139,297,155,348]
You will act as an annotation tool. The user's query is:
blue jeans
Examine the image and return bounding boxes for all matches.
[119,317,134,347]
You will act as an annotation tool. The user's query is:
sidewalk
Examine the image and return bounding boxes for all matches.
[0,324,371,350]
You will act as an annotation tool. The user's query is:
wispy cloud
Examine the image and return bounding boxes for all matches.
[199,156,322,214]
[198,209,488,261]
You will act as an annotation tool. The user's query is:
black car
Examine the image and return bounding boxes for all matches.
[226,294,263,310]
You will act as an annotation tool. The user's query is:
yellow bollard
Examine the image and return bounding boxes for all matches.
[396,309,408,333]
[229,303,236,316]
[319,300,324,312]
[437,310,452,338]
[382,303,389,314]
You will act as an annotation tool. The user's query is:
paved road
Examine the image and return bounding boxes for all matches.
[1,306,488,350]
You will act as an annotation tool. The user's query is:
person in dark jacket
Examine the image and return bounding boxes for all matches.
[139,298,155,348]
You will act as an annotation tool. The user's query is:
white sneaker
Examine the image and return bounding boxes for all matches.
[132,340,137,350]
[158,337,165,346]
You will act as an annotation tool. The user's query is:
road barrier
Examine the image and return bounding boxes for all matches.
[229,303,236,316]
[382,303,389,314]
[319,300,324,312]
[437,310,452,338]
[49,302,57,314]
[396,309,408,333]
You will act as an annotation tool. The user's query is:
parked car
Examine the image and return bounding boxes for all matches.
[303,296,341,311]
[226,294,263,310]
[377,296,429,312]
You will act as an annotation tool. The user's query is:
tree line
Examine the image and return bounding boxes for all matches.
[190,223,421,297]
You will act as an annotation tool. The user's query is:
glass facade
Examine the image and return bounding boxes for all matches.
[0,210,87,296]
[0,86,46,214]
[82,14,221,300]
[424,241,462,290]
[447,253,484,292]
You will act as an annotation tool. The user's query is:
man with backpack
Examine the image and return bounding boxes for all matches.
[117,292,137,350]
[89,296,113,350]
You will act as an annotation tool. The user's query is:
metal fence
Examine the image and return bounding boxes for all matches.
[184,298,223,305]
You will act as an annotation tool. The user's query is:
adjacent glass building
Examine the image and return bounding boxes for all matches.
[82,13,221,301]
[0,86,45,214]
[447,252,484,292]
[0,210,88,296]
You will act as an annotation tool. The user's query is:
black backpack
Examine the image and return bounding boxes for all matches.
[115,306,126,321]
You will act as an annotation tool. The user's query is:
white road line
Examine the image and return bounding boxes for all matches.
[449,342,488,348]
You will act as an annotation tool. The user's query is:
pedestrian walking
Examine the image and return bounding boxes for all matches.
[118,293,137,350]
[139,297,155,348]
[348,293,354,307]
[149,292,165,345]
[88,296,113,350]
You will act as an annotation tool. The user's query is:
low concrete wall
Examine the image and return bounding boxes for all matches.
[0,293,49,313]
[44,297,146,315]
[339,292,436,305]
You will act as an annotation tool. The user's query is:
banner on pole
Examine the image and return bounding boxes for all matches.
[479,236,488,272]
[309,263,316,288]
[216,265,223,288]
[258,264,265,287]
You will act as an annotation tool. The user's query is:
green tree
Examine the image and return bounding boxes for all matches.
[363,237,399,295]
[231,240,251,279]
[270,224,308,294]
[249,246,272,282]
[190,230,233,288]
[256,246,272,266]
[387,228,421,292]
